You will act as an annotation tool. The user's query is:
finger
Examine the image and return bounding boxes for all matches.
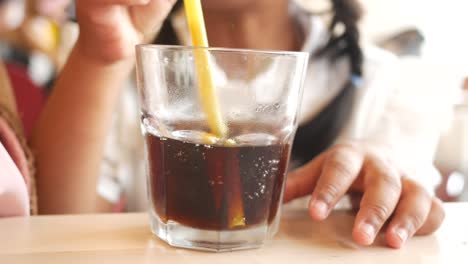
[416,198,445,235]
[283,153,326,203]
[131,0,177,37]
[309,145,364,220]
[352,157,402,246]
[385,178,432,249]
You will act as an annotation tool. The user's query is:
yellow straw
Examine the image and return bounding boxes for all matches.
[184,0,245,228]
[183,0,227,138]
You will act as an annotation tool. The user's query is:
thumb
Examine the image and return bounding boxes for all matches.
[130,0,177,41]
[283,153,325,203]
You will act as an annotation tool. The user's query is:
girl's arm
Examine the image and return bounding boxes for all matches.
[31,0,176,214]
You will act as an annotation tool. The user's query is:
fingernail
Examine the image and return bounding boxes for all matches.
[311,200,328,220]
[395,227,408,243]
[360,222,376,239]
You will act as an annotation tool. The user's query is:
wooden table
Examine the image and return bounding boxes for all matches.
[1,203,468,263]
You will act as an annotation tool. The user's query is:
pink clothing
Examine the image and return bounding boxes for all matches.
[0,116,30,217]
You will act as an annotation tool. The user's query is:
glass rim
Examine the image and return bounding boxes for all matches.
[136,44,309,58]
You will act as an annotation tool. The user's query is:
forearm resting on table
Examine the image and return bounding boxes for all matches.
[31,45,134,214]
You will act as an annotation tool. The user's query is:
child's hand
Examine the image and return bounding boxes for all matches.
[284,141,445,249]
[75,0,176,63]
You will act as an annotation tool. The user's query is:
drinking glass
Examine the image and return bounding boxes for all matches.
[136,45,309,252]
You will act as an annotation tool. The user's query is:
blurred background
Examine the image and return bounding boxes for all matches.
[1,0,467,201]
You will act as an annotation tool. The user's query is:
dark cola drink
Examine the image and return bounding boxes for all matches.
[145,124,291,231]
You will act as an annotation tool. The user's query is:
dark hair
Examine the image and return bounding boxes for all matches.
[317,0,363,77]
[293,0,364,165]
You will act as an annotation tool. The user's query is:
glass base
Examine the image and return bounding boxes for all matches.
[150,214,269,252]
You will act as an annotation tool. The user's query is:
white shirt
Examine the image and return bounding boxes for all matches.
[98,5,457,211]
